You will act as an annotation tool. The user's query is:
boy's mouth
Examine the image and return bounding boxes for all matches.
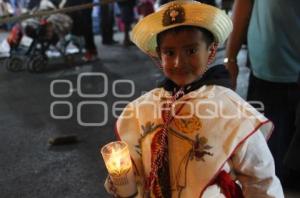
[172,70,191,75]
[170,67,191,74]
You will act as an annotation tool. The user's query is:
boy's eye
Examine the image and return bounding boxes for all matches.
[162,50,174,57]
[186,48,198,55]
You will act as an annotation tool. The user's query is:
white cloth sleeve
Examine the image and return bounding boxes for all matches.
[231,130,284,198]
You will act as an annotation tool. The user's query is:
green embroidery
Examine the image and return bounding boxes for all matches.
[141,122,164,137]
[135,145,142,156]
[190,134,213,161]
[135,122,163,156]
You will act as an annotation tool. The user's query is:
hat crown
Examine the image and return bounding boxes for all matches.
[132,0,233,57]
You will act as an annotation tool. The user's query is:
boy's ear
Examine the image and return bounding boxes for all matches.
[207,42,218,65]
[208,42,218,56]
[208,42,215,52]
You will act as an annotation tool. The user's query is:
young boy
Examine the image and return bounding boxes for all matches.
[105,1,284,197]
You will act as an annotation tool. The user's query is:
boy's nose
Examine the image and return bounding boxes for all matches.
[174,53,186,68]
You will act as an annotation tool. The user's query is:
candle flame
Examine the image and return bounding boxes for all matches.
[106,146,131,176]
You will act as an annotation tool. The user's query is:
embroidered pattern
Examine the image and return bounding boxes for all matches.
[162,3,185,26]
[135,122,164,156]
[141,122,163,136]
[168,127,213,195]
[168,128,214,162]
[173,115,202,134]
[190,134,213,161]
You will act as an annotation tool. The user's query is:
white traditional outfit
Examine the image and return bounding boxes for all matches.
[105,1,284,197]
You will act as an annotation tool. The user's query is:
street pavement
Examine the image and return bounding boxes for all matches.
[0,33,161,198]
[0,32,299,198]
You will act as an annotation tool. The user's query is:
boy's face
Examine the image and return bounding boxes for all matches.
[157,29,213,86]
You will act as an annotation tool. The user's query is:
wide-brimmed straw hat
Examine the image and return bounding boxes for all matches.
[131,0,232,57]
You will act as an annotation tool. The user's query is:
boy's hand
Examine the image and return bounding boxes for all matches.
[104,176,118,197]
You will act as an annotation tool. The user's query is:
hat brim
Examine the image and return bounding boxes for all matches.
[131,0,232,57]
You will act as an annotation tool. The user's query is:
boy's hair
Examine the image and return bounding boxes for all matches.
[157,26,214,49]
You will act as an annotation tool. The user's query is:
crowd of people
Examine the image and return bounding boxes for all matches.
[1,0,234,61]
[1,0,155,61]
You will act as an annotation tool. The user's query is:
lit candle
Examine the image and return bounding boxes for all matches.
[101,141,137,197]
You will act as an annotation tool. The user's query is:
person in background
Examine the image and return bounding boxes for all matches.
[0,0,16,30]
[117,0,136,46]
[225,0,300,188]
[27,0,40,9]
[159,0,215,6]
[137,0,155,18]
[100,0,116,45]
[65,0,97,61]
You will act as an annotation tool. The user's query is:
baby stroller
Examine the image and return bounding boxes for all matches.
[4,13,82,72]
